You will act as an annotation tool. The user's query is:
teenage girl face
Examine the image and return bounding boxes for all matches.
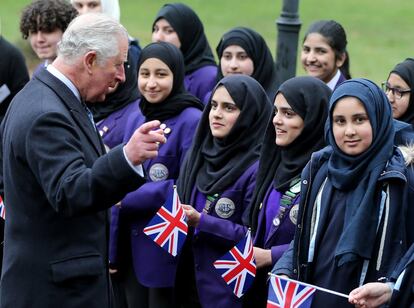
[273,93,305,147]
[332,97,373,156]
[385,73,411,119]
[71,0,102,15]
[301,33,345,83]
[220,45,254,77]
[138,58,173,104]
[152,19,182,49]
[209,86,241,139]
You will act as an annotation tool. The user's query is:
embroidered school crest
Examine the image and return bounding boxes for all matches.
[289,204,299,225]
[149,163,169,181]
[215,197,235,219]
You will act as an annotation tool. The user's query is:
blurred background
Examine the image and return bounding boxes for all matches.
[1,0,412,83]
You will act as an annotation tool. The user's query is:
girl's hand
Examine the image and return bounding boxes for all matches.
[253,247,272,269]
[348,282,392,308]
[182,203,201,227]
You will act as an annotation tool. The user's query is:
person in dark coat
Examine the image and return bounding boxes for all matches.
[0,14,165,308]
[272,78,414,308]
[152,3,217,102]
[301,20,351,90]
[175,75,273,308]
[243,76,331,307]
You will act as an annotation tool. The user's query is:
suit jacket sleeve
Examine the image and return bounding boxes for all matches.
[25,110,145,217]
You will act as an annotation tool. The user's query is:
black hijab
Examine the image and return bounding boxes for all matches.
[152,3,216,74]
[247,76,331,230]
[90,50,140,121]
[389,58,414,124]
[177,75,273,203]
[216,27,276,97]
[138,42,203,122]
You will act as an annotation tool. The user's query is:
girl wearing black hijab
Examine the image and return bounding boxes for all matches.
[152,2,217,102]
[243,76,331,307]
[383,58,414,124]
[272,79,414,307]
[214,27,277,100]
[175,75,272,308]
[108,42,203,308]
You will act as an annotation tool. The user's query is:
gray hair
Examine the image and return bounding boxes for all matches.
[57,13,127,65]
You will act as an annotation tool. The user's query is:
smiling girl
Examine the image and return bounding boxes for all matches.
[244,76,331,307]
[175,75,272,307]
[301,20,351,90]
[272,78,414,307]
[108,42,203,308]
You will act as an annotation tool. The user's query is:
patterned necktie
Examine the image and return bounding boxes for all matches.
[81,100,96,131]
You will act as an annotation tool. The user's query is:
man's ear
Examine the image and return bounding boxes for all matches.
[84,50,97,74]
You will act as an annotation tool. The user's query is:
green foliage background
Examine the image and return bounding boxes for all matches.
[1,0,413,83]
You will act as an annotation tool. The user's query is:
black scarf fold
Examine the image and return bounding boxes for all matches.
[137,42,203,123]
[247,76,331,231]
[216,27,276,98]
[389,58,414,124]
[153,3,216,74]
[178,75,272,203]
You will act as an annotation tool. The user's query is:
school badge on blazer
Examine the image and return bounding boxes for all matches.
[289,204,299,224]
[149,163,169,181]
[215,197,235,219]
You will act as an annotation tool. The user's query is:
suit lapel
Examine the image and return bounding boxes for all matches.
[36,69,104,156]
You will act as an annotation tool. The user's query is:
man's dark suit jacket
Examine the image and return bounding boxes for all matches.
[0,69,145,308]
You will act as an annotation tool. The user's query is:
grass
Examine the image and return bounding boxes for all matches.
[1,0,413,84]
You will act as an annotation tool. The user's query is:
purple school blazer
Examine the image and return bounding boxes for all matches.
[183,161,259,308]
[184,65,217,103]
[109,106,202,288]
[96,100,139,149]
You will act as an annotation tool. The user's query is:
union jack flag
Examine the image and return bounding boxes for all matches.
[267,275,315,308]
[213,229,256,298]
[143,186,187,257]
[0,195,5,220]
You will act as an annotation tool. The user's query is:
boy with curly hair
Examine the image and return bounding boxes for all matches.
[20,0,77,75]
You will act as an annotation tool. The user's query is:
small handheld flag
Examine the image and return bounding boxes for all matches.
[267,274,349,308]
[214,229,256,298]
[0,195,5,220]
[143,185,187,257]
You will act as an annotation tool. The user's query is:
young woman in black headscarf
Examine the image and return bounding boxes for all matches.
[301,20,351,91]
[214,27,277,100]
[243,76,331,307]
[175,75,272,308]
[152,2,217,102]
[108,42,203,308]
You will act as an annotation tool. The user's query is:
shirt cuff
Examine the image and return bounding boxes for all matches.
[122,146,144,177]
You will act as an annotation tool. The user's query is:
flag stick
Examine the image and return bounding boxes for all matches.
[268,273,349,299]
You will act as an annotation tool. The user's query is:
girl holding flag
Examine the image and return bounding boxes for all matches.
[244,76,331,307]
[272,78,414,307]
[108,42,203,308]
[175,75,272,307]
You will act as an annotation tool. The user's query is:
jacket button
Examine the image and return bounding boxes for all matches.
[293,269,297,274]
[297,224,301,229]
[302,180,308,185]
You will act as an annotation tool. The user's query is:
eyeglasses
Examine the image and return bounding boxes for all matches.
[382,82,411,100]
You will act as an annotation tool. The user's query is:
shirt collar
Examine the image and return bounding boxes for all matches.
[46,64,81,102]
[326,69,341,91]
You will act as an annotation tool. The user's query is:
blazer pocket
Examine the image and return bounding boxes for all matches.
[50,253,104,283]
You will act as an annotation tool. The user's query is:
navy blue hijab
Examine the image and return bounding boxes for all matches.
[325,78,395,266]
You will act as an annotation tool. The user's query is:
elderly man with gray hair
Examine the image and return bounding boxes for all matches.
[0,13,165,308]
